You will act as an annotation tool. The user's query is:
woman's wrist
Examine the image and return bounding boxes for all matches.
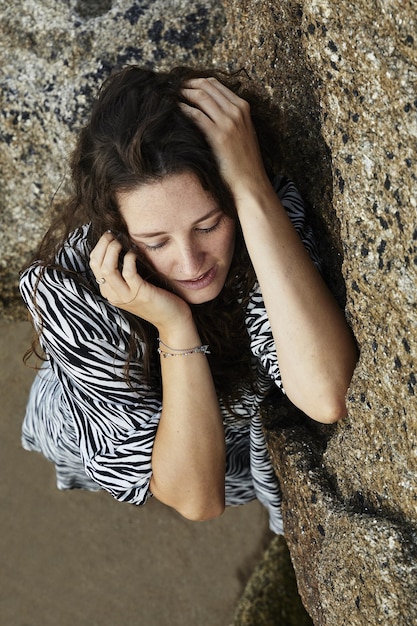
[232,176,278,217]
[157,316,202,352]
[157,338,210,358]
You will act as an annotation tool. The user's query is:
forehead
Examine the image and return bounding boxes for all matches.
[117,172,219,230]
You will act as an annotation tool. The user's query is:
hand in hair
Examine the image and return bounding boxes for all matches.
[182,77,358,424]
[180,77,270,203]
[89,231,192,332]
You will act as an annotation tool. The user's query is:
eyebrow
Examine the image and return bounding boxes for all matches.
[130,208,222,239]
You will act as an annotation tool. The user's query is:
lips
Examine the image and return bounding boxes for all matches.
[175,266,217,290]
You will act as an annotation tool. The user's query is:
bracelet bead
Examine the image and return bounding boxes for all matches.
[157,338,210,358]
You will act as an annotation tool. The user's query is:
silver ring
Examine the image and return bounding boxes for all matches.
[96,277,106,285]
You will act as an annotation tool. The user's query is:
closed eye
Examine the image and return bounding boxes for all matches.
[136,217,223,251]
[196,219,221,234]
[143,240,167,252]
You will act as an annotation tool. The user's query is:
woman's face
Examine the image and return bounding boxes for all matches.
[117,172,236,305]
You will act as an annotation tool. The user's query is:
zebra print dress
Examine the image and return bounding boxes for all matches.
[20,176,321,535]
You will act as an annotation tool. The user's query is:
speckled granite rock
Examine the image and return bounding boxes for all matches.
[212,1,417,624]
[261,400,417,625]
[302,0,417,530]
[232,535,313,626]
[0,0,224,319]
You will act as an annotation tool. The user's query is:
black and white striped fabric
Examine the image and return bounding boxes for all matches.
[20,176,321,535]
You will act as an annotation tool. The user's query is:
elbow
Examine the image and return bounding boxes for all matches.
[150,477,225,521]
[179,499,226,522]
[309,395,348,424]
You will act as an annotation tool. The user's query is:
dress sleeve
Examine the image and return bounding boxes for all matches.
[19,263,161,505]
[273,175,322,270]
[245,176,321,393]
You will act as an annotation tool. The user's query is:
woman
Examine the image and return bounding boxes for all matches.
[20,66,357,534]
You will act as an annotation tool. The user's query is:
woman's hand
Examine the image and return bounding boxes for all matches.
[89,232,191,331]
[180,77,271,202]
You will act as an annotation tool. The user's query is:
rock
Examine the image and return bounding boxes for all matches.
[0,0,224,319]
[213,0,417,624]
[232,534,314,626]
[212,1,345,303]
[301,0,417,529]
[261,399,417,625]
[3,0,417,623]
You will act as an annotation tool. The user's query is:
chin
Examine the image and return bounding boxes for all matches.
[180,285,223,305]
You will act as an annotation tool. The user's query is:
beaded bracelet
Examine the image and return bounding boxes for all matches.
[157,338,210,358]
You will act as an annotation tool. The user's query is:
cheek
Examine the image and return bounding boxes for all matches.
[141,253,169,276]
[220,222,236,260]
[133,246,169,279]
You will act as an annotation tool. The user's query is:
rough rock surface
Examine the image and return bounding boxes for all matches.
[2,0,417,624]
[260,400,417,625]
[212,1,417,624]
[232,534,313,626]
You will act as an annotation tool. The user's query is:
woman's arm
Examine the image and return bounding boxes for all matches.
[232,181,358,423]
[181,78,358,423]
[151,321,226,521]
[89,233,226,520]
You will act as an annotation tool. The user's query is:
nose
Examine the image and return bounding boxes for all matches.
[177,244,204,277]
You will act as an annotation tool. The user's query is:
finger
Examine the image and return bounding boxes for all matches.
[89,232,116,269]
[91,239,123,280]
[182,79,250,128]
[111,253,146,306]
[180,88,224,125]
[179,101,216,135]
[181,85,250,138]
[121,250,141,283]
[183,77,244,108]
[100,238,123,275]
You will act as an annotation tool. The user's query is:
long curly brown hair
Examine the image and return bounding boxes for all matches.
[26,65,281,408]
